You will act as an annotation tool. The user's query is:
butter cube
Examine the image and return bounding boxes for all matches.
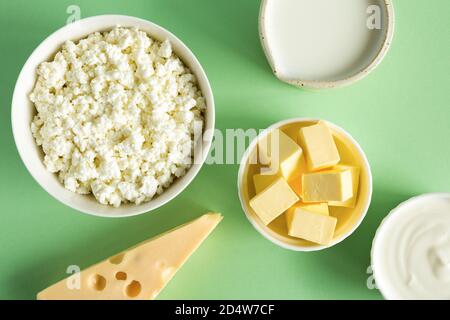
[253,172,278,194]
[253,170,303,197]
[302,168,353,202]
[286,207,337,245]
[329,166,360,208]
[285,154,307,197]
[249,177,299,225]
[299,123,340,171]
[254,154,307,197]
[258,129,303,179]
[287,174,302,198]
[302,203,329,215]
[286,203,329,230]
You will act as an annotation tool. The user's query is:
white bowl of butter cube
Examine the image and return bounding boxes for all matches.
[238,119,372,251]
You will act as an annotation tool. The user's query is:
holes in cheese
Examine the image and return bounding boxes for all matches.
[154,260,176,284]
[109,253,125,265]
[115,272,127,281]
[160,266,176,283]
[89,274,106,291]
[125,280,142,298]
[36,213,222,300]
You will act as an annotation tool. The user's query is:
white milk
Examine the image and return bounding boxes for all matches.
[263,0,386,81]
[372,194,450,300]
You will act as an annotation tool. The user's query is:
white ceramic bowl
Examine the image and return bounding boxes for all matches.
[259,0,395,89]
[371,193,450,299]
[11,15,215,217]
[238,118,372,251]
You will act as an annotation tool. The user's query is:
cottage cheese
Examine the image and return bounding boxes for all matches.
[30,27,205,207]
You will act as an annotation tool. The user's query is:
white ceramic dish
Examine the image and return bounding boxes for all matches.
[11,15,215,218]
[371,193,450,300]
[237,118,372,251]
[259,0,395,89]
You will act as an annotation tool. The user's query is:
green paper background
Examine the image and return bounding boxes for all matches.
[1,0,449,300]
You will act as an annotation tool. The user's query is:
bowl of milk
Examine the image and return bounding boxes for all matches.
[259,0,395,89]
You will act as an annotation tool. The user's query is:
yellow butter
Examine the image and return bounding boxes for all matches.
[299,123,340,171]
[302,168,353,202]
[254,153,307,197]
[286,203,329,233]
[286,207,337,245]
[253,172,278,194]
[285,154,307,197]
[249,177,299,225]
[302,203,329,215]
[37,213,222,300]
[253,173,302,197]
[258,129,303,179]
[287,174,302,198]
[328,165,360,208]
[253,171,302,197]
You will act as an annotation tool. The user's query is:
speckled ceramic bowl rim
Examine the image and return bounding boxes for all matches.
[11,15,215,218]
[237,118,373,251]
[370,193,450,300]
[259,0,395,89]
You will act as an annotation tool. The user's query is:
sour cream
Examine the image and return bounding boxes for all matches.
[372,194,450,299]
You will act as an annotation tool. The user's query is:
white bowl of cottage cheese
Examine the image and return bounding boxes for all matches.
[11,15,215,217]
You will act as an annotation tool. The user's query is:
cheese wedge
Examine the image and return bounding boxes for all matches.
[37,213,222,300]
[258,129,302,179]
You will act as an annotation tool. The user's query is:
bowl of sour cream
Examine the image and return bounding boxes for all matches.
[371,193,450,300]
